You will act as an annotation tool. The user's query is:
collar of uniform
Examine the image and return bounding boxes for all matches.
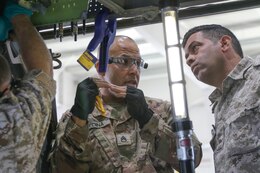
[209,88,221,104]
[209,56,254,103]
[253,55,260,66]
[228,56,254,80]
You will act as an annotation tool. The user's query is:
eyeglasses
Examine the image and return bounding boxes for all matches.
[108,56,148,69]
[0,87,9,98]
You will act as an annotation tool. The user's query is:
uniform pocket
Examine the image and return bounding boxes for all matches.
[225,105,260,157]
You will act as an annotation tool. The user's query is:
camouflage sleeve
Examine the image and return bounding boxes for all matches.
[0,70,56,173]
[49,112,92,173]
[19,69,56,153]
[140,115,202,171]
[27,69,56,100]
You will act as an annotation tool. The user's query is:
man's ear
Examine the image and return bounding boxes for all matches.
[95,61,99,71]
[220,35,232,51]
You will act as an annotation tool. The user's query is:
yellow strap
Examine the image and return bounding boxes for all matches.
[95,95,106,116]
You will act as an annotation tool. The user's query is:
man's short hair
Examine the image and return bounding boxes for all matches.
[0,54,11,86]
[182,24,243,58]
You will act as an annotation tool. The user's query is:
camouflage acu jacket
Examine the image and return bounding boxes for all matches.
[209,56,260,173]
[50,97,202,173]
[0,70,56,173]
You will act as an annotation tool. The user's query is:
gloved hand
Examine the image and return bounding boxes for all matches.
[4,0,33,21]
[0,0,32,41]
[0,16,12,41]
[70,78,99,120]
[125,86,153,128]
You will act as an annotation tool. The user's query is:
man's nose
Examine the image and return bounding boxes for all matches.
[186,55,195,66]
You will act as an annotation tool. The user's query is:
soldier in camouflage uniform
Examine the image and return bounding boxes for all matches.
[183,24,260,173]
[0,2,56,173]
[49,35,202,173]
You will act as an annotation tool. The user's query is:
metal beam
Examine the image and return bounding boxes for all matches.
[38,0,260,40]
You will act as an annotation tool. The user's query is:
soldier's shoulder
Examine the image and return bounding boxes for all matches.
[145,96,170,111]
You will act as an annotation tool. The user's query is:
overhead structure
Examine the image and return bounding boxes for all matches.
[23,0,260,40]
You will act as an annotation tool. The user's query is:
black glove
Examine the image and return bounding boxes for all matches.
[125,86,153,128]
[70,78,99,120]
